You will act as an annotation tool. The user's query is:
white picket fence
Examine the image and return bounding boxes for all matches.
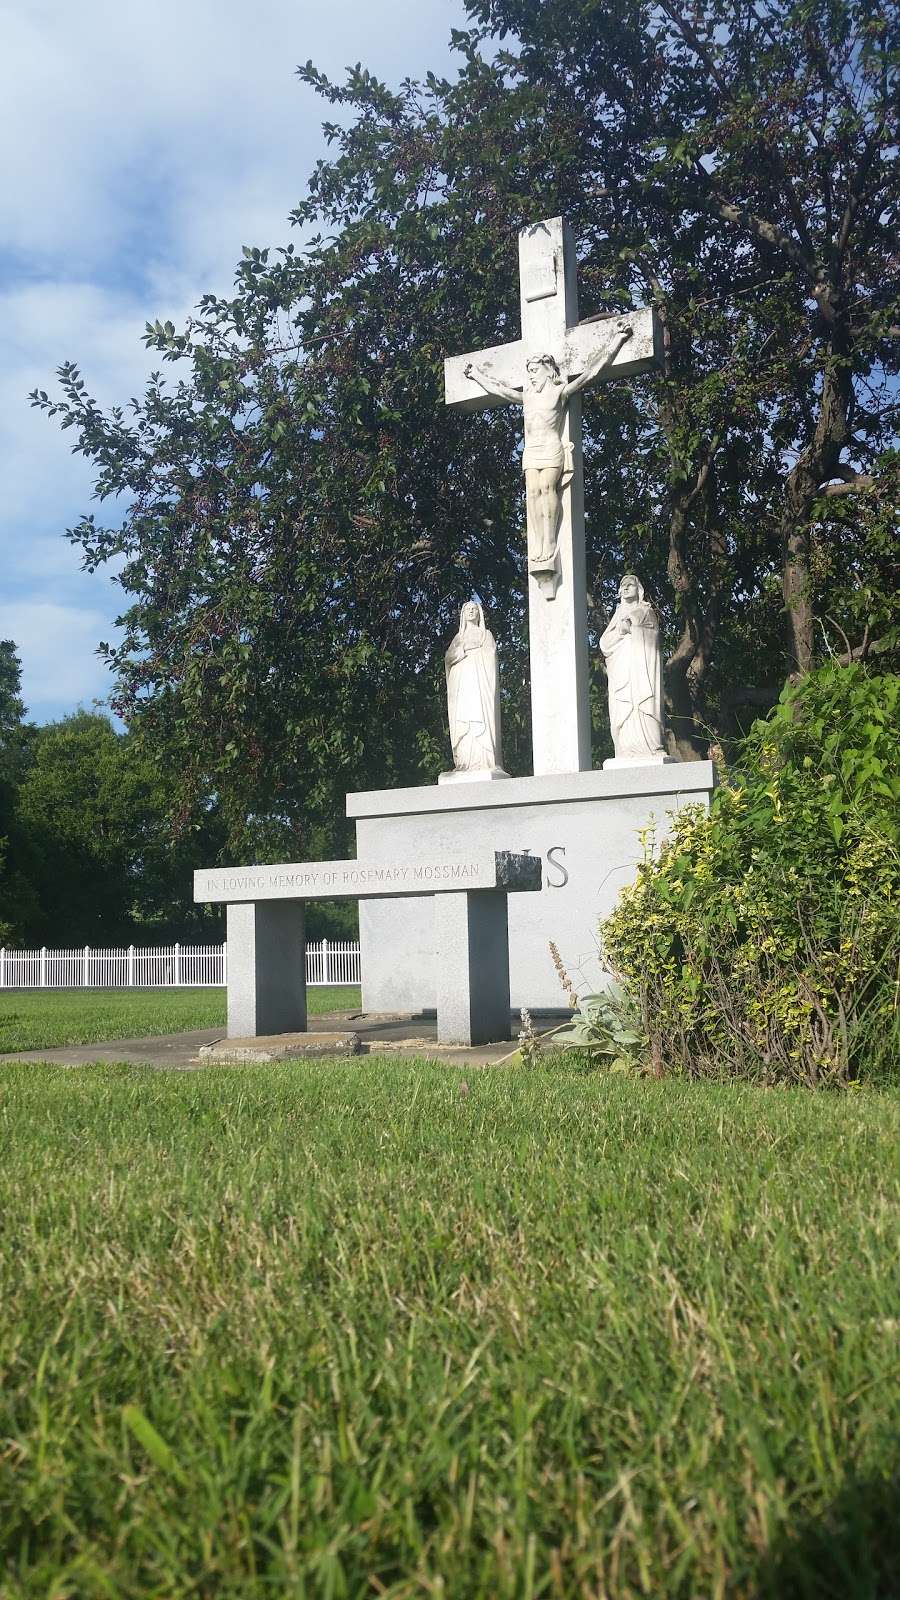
[0,940,361,990]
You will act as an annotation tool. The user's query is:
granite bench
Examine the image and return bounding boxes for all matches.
[194,849,541,1046]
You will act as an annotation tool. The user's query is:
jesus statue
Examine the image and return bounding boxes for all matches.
[464,321,634,574]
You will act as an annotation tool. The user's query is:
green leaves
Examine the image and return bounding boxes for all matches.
[603,663,900,1085]
[5,711,226,946]
[554,983,647,1071]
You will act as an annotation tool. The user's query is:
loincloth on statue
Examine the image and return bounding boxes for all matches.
[522,447,565,472]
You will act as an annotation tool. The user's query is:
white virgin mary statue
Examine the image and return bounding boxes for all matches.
[599,574,671,766]
[440,600,508,783]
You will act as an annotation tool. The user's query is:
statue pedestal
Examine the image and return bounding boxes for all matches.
[528,552,561,602]
[438,768,510,786]
[602,754,676,770]
[348,762,716,1013]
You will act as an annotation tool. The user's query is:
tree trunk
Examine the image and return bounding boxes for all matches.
[780,320,853,675]
[663,435,722,760]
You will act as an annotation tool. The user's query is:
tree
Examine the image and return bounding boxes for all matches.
[0,660,241,948]
[16,712,224,945]
[0,642,39,943]
[473,0,899,734]
[0,641,25,731]
[32,0,899,833]
[0,640,32,784]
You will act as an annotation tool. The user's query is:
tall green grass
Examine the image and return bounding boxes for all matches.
[0,987,361,1053]
[0,1060,897,1597]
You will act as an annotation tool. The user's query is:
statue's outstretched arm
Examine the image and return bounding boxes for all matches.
[463,361,523,405]
[563,325,634,398]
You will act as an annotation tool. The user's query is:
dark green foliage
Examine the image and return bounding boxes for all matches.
[0,1061,897,1596]
[603,664,900,1083]
[0,684,354,945]
[9,712,226,946]
[31,0,899,840]
[0,641,28,768]
[0,643,39,944]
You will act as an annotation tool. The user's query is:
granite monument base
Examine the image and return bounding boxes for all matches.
[603,753,676,769]
[348,762,715,1013]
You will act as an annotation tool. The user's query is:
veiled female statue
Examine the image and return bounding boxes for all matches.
[441,600,507,781]
[599,574,669,764]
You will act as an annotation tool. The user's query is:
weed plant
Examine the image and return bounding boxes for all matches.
[1,1059,897,1597]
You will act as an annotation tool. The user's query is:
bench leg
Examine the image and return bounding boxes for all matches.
[226,901,307,1037]
[434,890,511,1045]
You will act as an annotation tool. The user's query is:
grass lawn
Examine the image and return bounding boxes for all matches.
[0,1060,897,1597]
[0,986,362,1053]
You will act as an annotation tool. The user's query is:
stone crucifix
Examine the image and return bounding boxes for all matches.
[445,217,663,775]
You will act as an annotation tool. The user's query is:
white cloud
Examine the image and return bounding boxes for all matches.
[0,0,464,282]
[0,0,468,722]
[1,280,161,526]
[0,600,118,717]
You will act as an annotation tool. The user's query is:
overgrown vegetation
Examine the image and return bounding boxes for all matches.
[603,664,900,1085]
[0,1060,897,1597]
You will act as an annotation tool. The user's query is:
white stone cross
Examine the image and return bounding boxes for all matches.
[444,217,662,776]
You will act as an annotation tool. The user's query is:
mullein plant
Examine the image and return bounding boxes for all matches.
[549,941,646,1072]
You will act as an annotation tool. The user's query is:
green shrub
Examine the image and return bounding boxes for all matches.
[602,664,900,1086]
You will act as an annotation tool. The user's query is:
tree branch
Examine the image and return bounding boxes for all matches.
[695,175,818,285]
[657,0,730,98]
[836,116,887,260]
[818,473,876,498]
[835,631,899,665]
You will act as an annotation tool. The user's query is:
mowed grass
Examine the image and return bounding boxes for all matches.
[1,1062,898,1597]
[0,986,362,1053]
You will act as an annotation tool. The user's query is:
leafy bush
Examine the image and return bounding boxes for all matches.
[603,664,900,1086]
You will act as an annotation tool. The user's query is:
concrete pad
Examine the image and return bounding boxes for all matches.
[0,1028,226,1070]
[0,1011,568,1071]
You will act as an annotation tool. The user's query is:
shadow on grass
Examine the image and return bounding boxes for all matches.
[755,1466,900,1599]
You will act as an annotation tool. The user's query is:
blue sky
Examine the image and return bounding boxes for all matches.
[0,0,468,723]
